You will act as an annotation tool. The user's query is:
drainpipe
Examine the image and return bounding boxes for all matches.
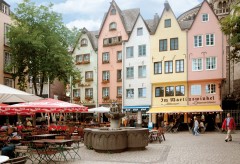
[186,29,189,106]
[122,41,125,112]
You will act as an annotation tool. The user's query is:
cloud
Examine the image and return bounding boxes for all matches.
[66,19,101,31]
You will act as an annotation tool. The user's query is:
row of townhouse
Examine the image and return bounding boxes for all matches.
[72,0,231,127]
[0,0,12,87]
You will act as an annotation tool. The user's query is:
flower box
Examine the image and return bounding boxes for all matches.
[102,80,109,84]
[86,78,93,82]
[103,96,109,100]
[116,95,122,98]
[73,97,80,101]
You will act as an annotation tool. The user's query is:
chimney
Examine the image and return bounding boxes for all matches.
[164,0,170,11]
[154,13,159,25]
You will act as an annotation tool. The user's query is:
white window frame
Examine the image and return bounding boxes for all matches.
[175,85,185,96]
[2,4,9,15]
[117,87,122,95]
[102,71,110,80]
[109,22,117,30]
[205,84,216,94]
[137,27,143,36]
[138,65,146,78]
[138,88,146,98]
[126,46,134,58]
[192,58,203,71]
[154,62,162,74]
[4,51,11,68]
[117,51,122,61]
[85,71,93,79]
[155,87,164,97]
[85,88,93,97]
[194,35,203,47]
[165,86,174,97]
[176,60,184,73]
[206,57,217,70]
[4,24,10,46]
[206,34,215,46]
[138,45,146,57]
[126,67,134,79]
[73,89,80,97]
[76,55,83,62]
[191,85,201,95]
[165,61,173,73]
[102,87,109,97]
[202,13,209,22]
[103,52,109,62]
[126,89,134,98]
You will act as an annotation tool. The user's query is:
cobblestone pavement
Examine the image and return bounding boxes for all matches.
[25,131,240,164]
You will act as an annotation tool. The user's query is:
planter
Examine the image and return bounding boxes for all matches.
[102,80,109,84]
[103,96,109,100]
[73,97,80,101]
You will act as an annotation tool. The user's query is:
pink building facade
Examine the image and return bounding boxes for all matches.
[187,1,226,106]
[97,1,129,107]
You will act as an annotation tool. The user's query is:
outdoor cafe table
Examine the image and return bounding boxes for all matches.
[32,134,58,139]
[0,155,9,163]
[32,139,73,163]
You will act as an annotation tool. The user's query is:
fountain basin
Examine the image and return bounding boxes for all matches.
[84,128,149,153]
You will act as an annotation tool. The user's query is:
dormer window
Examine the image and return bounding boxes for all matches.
[110,8,116,15]
[109,22,117,30]
[81,38,88,46]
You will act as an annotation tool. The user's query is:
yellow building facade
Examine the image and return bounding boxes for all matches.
[150,2,187,125]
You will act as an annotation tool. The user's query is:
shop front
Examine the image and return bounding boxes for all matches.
[123,106,150,127]
[148,105,223,131]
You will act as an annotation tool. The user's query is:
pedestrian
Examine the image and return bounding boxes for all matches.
[193,116,199,136]
[221,113,236,142]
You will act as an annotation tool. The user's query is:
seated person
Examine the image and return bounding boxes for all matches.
[1,123,8,131]
[1,144,15,159]
[26,119,32,127]
[16,122,24,132]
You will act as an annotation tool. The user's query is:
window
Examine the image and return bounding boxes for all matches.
[191,85,201,95]
[4,78,13,87]
[194,35,203,47]
[76,55,83,63]
[126,67,134,78]
[102,71,110,80]
[137,28,143,36]
[165,19,171,28]
[109,22,117,30]
[2,4,9,15]
[165,61,173,73]
[110,8,116,15]
[206,34,214,46]
[176,86,185,96]
[176,60,184,73]
[73,89,80,97]
[4,24,10,46]
[117,51,122,62]
[138,65,146,78]
[81,38,88,46]
[126,89,134,98]
[159,39,167,51]
[102,87,109,97]
[102,52,109,63]
[85,88,93,98]
[103,36,122,46]
[155,87,164,97]
[202,14,209,22]
[138,88,146,98]
[117,87,122,96]
[206,84,216,94]
[126,47,134,58]
[83,54,90,62]
[117,70,122,81]
[170,38,178,50]
[206,57,216,70]
[4,51,11,69]
[154,62,162,74]
[85,71,93,81]
[192,58,203,71]
[165,86,174,96]
[138,45,146,56]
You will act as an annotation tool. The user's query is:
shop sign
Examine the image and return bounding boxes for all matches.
[160,96,215,104]
[124,108,149,112]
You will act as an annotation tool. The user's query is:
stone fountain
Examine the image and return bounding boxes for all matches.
[84,103,149,153]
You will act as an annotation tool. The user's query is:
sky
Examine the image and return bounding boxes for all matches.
[6,0,203,31]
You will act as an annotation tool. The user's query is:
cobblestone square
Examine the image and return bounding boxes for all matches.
[76,131,240,164]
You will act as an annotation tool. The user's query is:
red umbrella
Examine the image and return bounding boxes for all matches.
[1,98,88,113]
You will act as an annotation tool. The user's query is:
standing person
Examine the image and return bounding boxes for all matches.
[222,113,236,142]
[193,116,199,136]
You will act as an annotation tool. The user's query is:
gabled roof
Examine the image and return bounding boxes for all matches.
[178,20,194,30]
[98,0,140,37]
[187,0,220,30]
[72,28,98,53]
[145,13,160,34]
[177,3,202,22]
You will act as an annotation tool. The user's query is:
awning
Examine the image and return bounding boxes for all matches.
[123,106,150,112]
[147,105,222,114]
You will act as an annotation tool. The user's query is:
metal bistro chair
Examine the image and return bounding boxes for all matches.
[3,155,28,164]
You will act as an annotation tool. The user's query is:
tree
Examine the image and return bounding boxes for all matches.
[7,0,80,96]
[221,0,240,62]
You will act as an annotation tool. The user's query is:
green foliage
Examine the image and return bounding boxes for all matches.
[220,1,240,62]
[8,0,80,95]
